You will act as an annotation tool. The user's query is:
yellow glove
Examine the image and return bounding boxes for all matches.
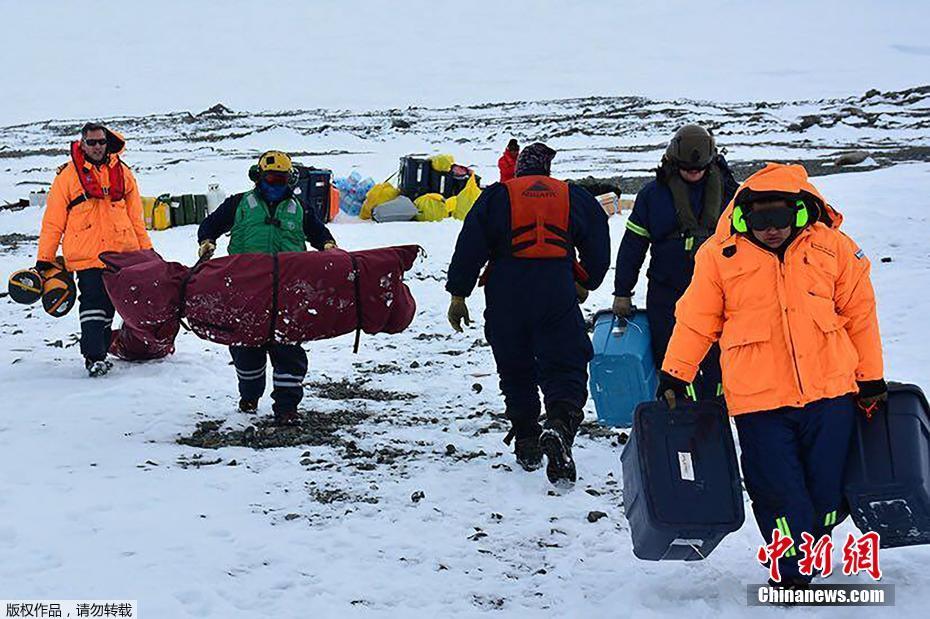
[323,240,338,250]
[575,282,589,304]
[612,296,633,317]
[448,296,471,332]
[198,239,216,260]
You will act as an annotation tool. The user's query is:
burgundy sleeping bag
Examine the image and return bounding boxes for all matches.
[101,246,420,361]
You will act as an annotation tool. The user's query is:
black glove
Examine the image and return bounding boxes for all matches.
[856,379,888,418]
[35,260,56,272]
[657,371,690,410]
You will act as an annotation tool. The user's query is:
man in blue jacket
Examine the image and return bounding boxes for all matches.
[446,143,611,484]
[613,125,737,402]
[197,151,337,425]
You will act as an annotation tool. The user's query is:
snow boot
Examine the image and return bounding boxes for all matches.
[539,403,584,485]
[238,398,258,414]
[85,358,112,378]
[274,409,300,426]
[503,412,544,472]
[504,427,543,471]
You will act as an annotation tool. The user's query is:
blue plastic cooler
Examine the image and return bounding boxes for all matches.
[590,309,657,427]
[621,399,745,561]
[845,382,930,548]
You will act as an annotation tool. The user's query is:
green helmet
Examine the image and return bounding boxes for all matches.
[665,125,717,169]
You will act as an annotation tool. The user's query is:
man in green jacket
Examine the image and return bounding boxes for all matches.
[197,151,337,425]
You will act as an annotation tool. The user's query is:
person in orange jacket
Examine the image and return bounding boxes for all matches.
[497,139,519,183]
[657,163,885,587]
[36,123,152,377]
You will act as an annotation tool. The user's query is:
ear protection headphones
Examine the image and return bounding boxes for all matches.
[732,199,809,233]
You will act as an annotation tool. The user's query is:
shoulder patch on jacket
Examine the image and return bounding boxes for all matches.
[855,248,865,260]
[56,162,69,175]
[722,245,737,258]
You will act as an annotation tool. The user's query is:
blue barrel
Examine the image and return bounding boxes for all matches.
[621,399,745,561]
[589,309,657,427]
[845,382,930,548]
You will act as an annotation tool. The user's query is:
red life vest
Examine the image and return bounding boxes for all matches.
[69,141,126,207]
[505,175,571,259]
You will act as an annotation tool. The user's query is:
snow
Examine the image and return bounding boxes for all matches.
[2,162,930,616]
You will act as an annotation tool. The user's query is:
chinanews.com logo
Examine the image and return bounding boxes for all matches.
[748,530,895,607]
[522,181,557,199]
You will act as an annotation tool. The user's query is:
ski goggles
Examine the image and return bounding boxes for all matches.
[261,170,291,186]
[678,162,709,173]
[746,206,795,231]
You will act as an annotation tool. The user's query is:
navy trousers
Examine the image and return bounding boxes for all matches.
[229,343,308,414]
[483,265,592,437]
[76,268,115,362]
[646,283,722,401]
[735,395,856,582]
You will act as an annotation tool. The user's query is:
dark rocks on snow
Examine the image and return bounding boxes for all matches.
[834,150,871,166]
[472,383,483,394]
[881,257,893,263]
[587,510,608,523]
[788,115,822,132]
[391,118,412,129]
[198,103,235,117]
[569,175,623,198]
[411,490,426,503]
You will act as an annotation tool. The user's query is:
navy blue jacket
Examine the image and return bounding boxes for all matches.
[446,179,611,298]
[613,161,737,298]
[198,189,335,251]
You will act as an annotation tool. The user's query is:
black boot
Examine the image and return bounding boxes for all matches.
[85,358,112,377]
[274,409,301,426]
[503,412,543,472]
[238,398,258,414]
[539,403,584,485]
[504,427,543,471]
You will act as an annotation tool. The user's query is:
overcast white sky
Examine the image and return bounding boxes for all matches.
[2,0,928,125]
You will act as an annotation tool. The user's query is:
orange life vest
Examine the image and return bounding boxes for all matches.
[505,175,571,259]
[69,141,126,208]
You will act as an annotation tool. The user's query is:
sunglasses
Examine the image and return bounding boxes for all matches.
[84,138,107,147]
[262,171,291,186]
[746,206,794,231]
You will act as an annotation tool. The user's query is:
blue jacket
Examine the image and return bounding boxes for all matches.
[198,189,334,251]
[446,180,611,299]
[613,160,737,298]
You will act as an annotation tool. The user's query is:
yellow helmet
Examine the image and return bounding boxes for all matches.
[248,150,298,186]
[258,150,293,174]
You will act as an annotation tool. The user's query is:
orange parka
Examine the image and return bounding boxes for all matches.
[662,163,883,415]
[37,128,152,271]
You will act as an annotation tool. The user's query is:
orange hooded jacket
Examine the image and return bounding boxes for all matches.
[662,163,883,415]
[37,128,152,271]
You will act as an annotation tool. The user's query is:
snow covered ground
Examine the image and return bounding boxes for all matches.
[2,1,930,615]
[1,153,930,616]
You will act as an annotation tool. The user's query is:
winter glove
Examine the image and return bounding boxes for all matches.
[856,379,888,419]
[198,239,216,260]
[323,240,338,250]
[448,296,471,333]
[34,260,56,273]
[612,296,633,318]
[575,282,589,304]
[657,371,691,410]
